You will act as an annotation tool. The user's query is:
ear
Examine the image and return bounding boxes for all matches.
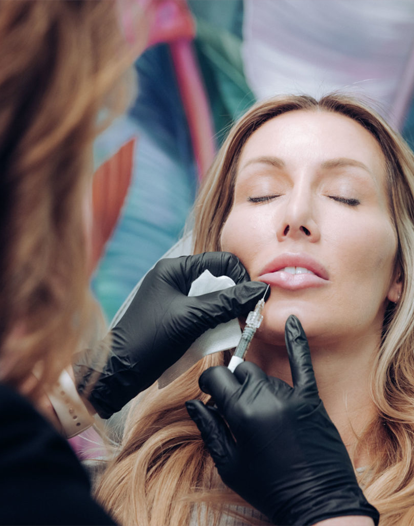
[387,269,402,303]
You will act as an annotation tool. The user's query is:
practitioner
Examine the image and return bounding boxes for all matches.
[0,1,265,524]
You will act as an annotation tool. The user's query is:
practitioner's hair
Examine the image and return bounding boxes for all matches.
[0,0,141,398]
[97,94,414,526]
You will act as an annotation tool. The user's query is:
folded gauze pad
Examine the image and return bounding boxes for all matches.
[158,270,242,389]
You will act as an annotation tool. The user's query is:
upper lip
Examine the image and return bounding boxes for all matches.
[258,253,329,280]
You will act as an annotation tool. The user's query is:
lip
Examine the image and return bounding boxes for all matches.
[258,253,329,291]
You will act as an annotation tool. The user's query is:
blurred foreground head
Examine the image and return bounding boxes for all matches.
[0,0,143,397]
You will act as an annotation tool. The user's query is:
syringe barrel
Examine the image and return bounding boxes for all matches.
[228,293,267,369]
[233,326,255,359]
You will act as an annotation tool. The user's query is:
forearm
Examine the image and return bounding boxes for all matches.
[67,365,97,416]
[38,366,96,438]
[315,517,375,526]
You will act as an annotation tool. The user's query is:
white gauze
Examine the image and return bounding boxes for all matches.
[158,270,242,388]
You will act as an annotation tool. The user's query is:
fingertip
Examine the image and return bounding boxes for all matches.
[192,252,249,284]
[198,367,212,394]
[199,366,225,394]
[221,252,249,284]
[185,399,237,468]
[246,281,268,294]
[186,399,216,436]
[285,314,307,354]
[286,313,301,330]
[285,315,306,346]
[198,365,241,403]
[185,400,204,422]
[185,399,200,416]
[233,280,269,304]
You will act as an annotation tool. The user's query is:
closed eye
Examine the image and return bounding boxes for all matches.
[328,196,360,207]
[248,195,280,204]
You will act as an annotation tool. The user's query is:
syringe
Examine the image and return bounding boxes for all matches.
[228,285,269,372]
[204,285,269,407]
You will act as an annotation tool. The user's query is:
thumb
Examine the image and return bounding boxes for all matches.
[186,400,238,477]
[192,281,269,328]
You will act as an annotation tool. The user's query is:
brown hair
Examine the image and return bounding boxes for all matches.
[0,0,142,399]
[97,94,414,526]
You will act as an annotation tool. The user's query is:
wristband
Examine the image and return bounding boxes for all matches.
[48,369,94,438]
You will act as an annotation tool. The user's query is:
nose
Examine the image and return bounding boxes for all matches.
[276,187,321,243]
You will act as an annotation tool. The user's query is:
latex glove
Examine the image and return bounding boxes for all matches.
[75,252,267,419]
[186,315,379,526]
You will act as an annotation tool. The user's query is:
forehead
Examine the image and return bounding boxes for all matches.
[238,109,387,185]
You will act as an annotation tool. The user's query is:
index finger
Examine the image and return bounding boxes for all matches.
[182,252,250,286]
[284,315,319,398]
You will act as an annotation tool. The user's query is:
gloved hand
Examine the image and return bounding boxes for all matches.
[75,252,267,419]
[186,315,379,526]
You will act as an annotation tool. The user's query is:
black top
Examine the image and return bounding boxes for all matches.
[0,382,116,525]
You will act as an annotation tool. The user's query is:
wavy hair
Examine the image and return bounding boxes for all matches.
[0,0,142,399]
[97,94,414,526]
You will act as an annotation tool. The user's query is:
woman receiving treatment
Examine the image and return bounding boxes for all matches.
[97,94,414,526]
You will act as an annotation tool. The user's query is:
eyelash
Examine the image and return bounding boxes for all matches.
[247,195,280,203]
[247,194,360,206]
[328,196,360,207]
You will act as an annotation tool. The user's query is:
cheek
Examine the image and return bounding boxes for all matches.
[221,207,277,272]
[326,212,397,299]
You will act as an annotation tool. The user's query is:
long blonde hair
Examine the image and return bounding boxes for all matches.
[97,94,414,526]
[0,0,142,399]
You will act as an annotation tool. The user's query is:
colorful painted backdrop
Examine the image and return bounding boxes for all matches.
[91,0,414,322]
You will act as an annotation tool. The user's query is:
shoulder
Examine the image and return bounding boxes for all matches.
[0,381,85,478]
[0,382,116,525]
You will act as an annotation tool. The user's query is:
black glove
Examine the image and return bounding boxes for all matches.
[186,315,379,526]
[75,252,267,419]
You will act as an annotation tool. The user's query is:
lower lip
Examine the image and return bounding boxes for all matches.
[258,271,328,291]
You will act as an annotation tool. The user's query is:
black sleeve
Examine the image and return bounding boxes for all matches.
[0,382,116,526]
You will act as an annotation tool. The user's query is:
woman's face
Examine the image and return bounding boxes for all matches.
[220,110,400,346]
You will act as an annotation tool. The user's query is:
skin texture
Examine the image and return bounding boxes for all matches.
[220,110,401,463]
[316,519,374,526]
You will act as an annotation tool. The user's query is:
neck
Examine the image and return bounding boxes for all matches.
[247,332,379,467]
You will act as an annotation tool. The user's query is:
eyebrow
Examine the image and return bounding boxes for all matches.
[239,156,372,175]
[320,157,372,174]
[240,156,285,171]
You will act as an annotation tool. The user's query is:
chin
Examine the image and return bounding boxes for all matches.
[257,302,331,345]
